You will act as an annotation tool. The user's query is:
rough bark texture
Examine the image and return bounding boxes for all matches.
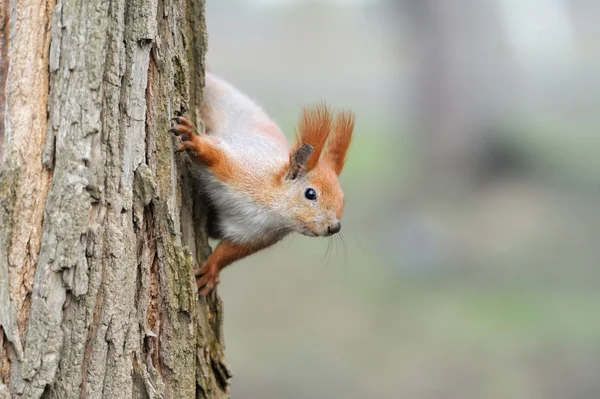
[0,0,230,398]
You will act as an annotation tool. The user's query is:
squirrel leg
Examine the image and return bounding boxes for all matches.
[169,116,238,181]
[196,240,271,298]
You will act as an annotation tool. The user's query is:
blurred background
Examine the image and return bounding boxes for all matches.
[205,0,600,398]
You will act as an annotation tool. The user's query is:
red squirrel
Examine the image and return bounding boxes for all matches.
[169,72,355,297]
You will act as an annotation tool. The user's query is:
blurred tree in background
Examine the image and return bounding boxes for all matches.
[205,1,600,398]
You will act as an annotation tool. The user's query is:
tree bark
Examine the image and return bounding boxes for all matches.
[0,0,230,398]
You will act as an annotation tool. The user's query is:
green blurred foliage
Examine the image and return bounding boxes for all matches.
[206,1,600,398]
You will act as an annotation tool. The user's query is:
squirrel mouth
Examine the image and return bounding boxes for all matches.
[299,227,318,237]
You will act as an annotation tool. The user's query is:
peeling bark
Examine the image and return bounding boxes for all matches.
[0,0,230,398]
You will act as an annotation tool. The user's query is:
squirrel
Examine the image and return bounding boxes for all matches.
[169,72,355,297]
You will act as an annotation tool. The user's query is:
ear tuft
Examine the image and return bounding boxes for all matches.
[292,102,333,171]
[325,109,355,176]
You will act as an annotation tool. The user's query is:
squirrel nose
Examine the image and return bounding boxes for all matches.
[327,222,341,235]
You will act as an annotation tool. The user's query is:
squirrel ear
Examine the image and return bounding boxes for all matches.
[285,143,314,180]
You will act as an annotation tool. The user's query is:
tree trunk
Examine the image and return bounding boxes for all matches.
[0,0,230,398]
[410,0,512,189]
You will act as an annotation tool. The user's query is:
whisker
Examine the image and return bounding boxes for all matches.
[321,236,331,262]
[339,232,349,280]
[288,234,296,248]
[358,220,368,232]
[326,237,333,267]
[340,232,349,267]
[352,234,365,253]
[340,234,347,267]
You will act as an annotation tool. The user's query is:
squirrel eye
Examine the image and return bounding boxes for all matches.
[304,188,317,201]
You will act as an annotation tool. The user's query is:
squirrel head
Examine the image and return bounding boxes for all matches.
[278,103,355,237]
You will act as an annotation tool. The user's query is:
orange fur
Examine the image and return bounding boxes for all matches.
[171,117,241,183]
[170,78,355,299]
[173,118,286,208]
[311,164,345,218]
[193,137,240,183]
[292,102,333,171]
[325,110,355,176]
[195,239,277,297]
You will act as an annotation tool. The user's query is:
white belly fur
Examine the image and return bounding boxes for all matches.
[197,169,292,245]
[197,72,293,244]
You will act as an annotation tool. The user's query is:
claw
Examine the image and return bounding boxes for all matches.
[171,116,194,129]
[195,264,220,298]
[168,116,201,158]
[170,126,194,138]
[199,284,215,298]
[174,143,196,156]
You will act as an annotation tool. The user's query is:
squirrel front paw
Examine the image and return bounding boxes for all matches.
[195,263,221,298]
[169,116,201,156]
